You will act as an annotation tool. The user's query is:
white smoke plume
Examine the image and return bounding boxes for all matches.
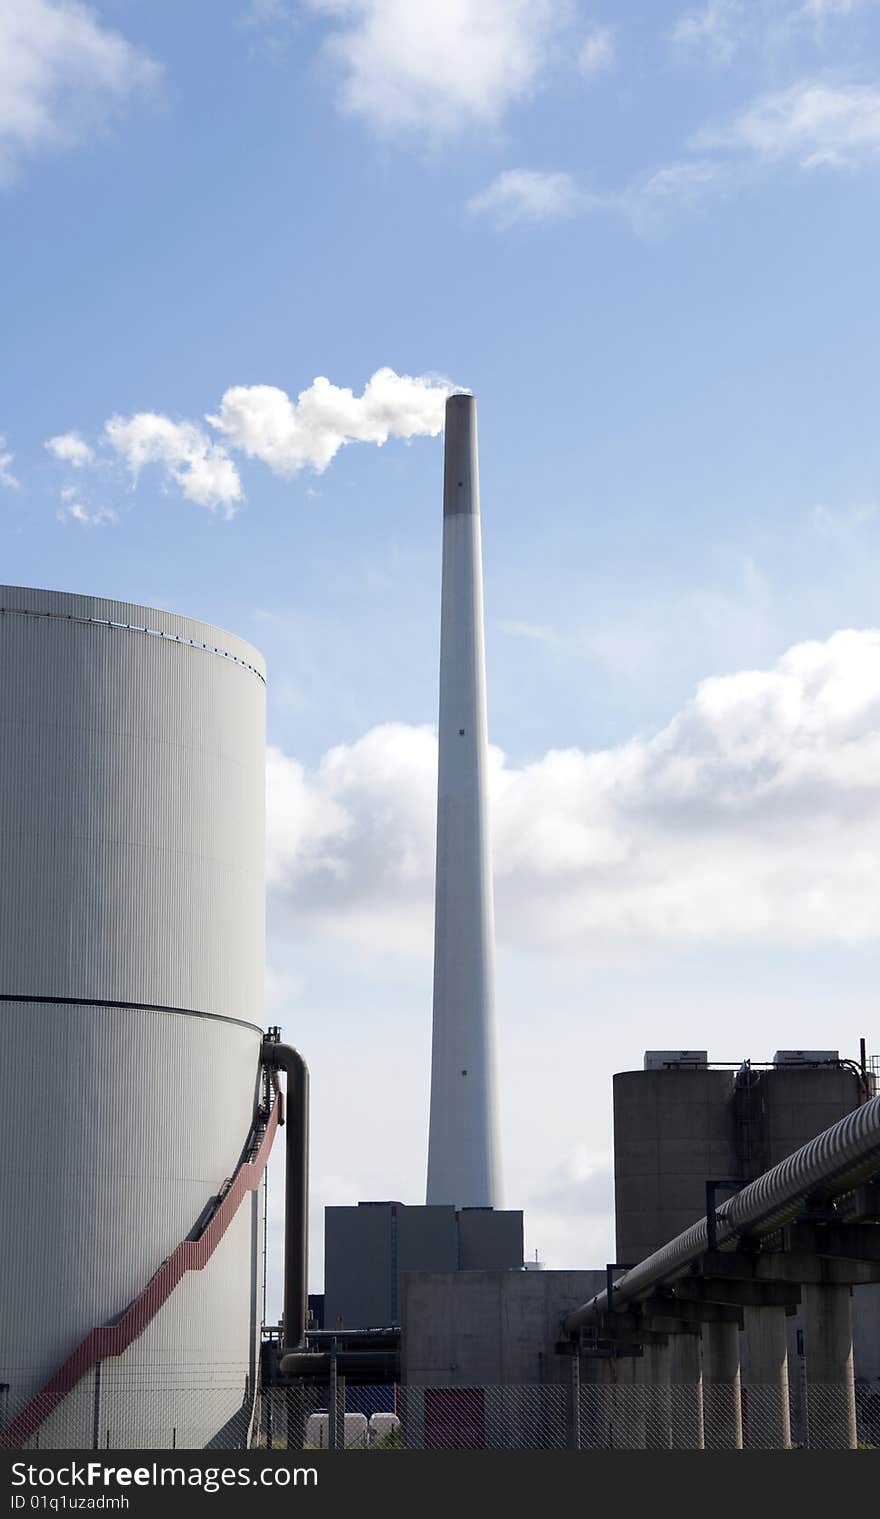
[104,413,242,513]
[49,367,457,511]
[207,367,455,475]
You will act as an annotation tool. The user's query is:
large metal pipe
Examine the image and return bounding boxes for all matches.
[278,1351,399,1381]
[564,1092,880,1337]
[261,1039,309,1351]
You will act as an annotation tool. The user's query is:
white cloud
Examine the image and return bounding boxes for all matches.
[697,78,880,168]
[0,0,159,184]
[468,168,583,226]
[498,619,559,644]
[670,1,879,66]
[267,629,880,952]
[303,0,561,135]
[207,367,455,475]
[577,24,615,77]
[267,723,438,950]
[56,485,115,527]
[622,157,728,231]
[45,430,94,467]
[670,1,747,62]
[812,501,878,539]
[0,437,18,489]
[469,159,727,236]
[525,1148,614,1268]
[802,0,877,17]
[104,413,243,513]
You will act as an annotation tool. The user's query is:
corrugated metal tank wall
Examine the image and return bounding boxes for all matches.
[0,587,267,1447]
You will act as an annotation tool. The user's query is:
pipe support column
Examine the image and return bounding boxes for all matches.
[802,1283,857,1450]
[702,1319,743,1449]
[743,1305,791,1448]
[669,1331,704,1449]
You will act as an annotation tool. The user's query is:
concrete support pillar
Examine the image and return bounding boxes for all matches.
[578,1355,611,1450]
[609,1356,646,1449]
[802,1284,857,1450]
[702,1320,743,1449]
[669,1331,704,1448]
[638,1344,671,1449]
[743,1305,791,1449]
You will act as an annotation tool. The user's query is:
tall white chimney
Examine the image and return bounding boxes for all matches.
[426,394,503,1208]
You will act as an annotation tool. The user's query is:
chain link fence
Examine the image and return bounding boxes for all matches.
[259,1379,880,1451]
[0,1363,259,1452]
[3,1372,878,1451]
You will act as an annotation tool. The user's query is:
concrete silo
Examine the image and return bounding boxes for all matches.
[0,586,272,1449]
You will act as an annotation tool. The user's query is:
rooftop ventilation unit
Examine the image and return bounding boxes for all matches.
[773,1050,839,1066]
[643,1050,708,1071]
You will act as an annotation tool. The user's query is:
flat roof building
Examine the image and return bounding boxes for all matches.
[324,1203,524,1330]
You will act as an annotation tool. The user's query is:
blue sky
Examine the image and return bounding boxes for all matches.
[3,0,880,1298]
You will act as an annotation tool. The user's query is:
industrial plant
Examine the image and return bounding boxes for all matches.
[1,397,880,1453]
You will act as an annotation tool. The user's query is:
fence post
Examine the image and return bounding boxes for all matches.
[328,1338,338,1451]
[91,1362,102,1451]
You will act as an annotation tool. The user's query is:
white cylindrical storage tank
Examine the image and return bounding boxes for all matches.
[0,586,268,1449]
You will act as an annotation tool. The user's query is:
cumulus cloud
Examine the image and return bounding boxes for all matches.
[469,160,729,235]
[802,0,877,17]
[468,169,584,226]
[303,0,560,135]
[671,0,877,61]
[45,430,94,467]
[267,630,880,952]
[670,1,747,62]
[0,437,18,489]
[104,413,243,513]
[620,158,730,232]
[267,723,438,949]
[577,25,615,77]
[0,0,159,184]
[525,1149,615,1267]
[697,78,880,168]
[472,73,880,236]
[56,485,115,527]
[207,367,455,475]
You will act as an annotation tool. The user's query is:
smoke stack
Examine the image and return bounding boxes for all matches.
[426,394,503,1208]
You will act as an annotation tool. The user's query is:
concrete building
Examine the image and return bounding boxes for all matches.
[613,1047,880,1398]
[427,394,503,1209]
[401,1270,606,1386]
[0,586,269,1448]
[614,1049,874,1262]
[324,1203,524,1330]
